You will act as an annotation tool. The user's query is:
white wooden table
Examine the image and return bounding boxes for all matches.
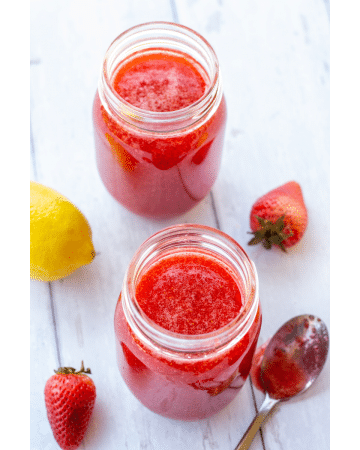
[30,1,329,449]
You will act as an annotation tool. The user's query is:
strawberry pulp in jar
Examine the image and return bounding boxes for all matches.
[114,224,261,420]
[93,22,227,218]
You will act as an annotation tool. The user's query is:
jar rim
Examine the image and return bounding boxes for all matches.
[99,22,223,132]
[121,224,260,355]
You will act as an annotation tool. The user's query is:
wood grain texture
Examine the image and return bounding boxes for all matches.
[31,0,329,449]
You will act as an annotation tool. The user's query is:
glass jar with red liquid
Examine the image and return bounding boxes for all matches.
[93,22,227,218]
[114,224,261,420]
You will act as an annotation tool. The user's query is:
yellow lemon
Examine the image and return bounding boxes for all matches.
[30,181,95,281]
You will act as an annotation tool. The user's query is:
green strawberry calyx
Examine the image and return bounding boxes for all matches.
[54,360,91,375]
[248,215,293,252]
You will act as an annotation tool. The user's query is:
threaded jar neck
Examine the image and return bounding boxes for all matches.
[98,22,223,133]
[121,224,259,357]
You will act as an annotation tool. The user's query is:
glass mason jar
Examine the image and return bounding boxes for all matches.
[93,22,227,219]
[114,224,261,420]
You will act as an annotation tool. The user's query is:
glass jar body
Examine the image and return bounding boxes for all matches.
[93,22,227,218]
[114,225,262,420]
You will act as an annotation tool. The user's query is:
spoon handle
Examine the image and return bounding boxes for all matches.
[234,394,279,450]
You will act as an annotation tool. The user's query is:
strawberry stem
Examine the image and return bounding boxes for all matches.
[248,215,293,252]
[54,361,92,375]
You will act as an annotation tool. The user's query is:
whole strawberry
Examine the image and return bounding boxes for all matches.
[44,361,96,450]
[248,181,308,251]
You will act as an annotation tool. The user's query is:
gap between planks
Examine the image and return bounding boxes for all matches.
[250,378,266,450]
[30,120,38,181]
[169,0,179,24]
[48,282,62,368]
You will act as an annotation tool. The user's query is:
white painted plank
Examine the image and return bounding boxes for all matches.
[30,281,59,450]
[30,125,37,180]
[177,0,329,449]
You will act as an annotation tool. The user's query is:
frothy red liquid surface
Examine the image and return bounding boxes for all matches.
[114,251,261,420]
[113,51,207,111]
[93,49,227,218]
[136,253,242,334]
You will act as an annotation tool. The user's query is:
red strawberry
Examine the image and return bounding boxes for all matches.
[44,361,96,450]
[248,181,308,251]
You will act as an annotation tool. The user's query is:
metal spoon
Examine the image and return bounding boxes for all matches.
[234,314,329,450]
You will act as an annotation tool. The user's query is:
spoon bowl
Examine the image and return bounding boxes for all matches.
[260,314,329,400]
[234,314,329,450]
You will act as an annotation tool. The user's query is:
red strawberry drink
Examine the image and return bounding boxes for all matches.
[114,225,262,420]
[250,339,270,392]
[93,22,227,218]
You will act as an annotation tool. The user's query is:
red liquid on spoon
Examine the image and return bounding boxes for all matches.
[250,340,307,399]
[261,348,308,399]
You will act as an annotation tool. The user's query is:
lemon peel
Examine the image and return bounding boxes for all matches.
[30,181,95,281]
